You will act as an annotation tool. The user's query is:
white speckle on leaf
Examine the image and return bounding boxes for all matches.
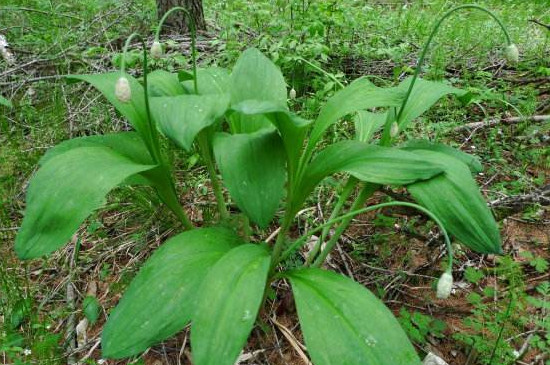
[364,335,377,347]
[242,309,252,321]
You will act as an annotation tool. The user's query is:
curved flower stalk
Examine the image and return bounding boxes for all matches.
[315,4,514,267]
[154,7,198,93]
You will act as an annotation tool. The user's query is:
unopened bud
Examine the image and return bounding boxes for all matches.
[0,35,15,65]
[390,122,399,137]
[150,41,163,59]
[289,88,296,99]
[504,44,519,64]
[436,271,453,299]
[115,76,131,103]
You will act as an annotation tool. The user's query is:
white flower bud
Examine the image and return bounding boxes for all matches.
[389,122,399,137]
[115,76,131,103]
[504,44,519,64]
[289,88,296,99]
[0,35,15,65]
[436,271,453,299]
[150,41,163,59]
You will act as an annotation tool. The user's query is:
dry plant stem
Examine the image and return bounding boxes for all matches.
[454,114,550,132]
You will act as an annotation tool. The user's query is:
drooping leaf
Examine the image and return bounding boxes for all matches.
[68,73,152,144]
[307,78,404,152]
[354,110,387,142]
[83,295,100,325]
[181,67,231,95]
[402,140,482,173]
[39,132,153,166]
[102,228,241,359]
[149,94,230,151]
[147,70,186,96]
[0,94,12,107]
[213,130,286,227]
[396,77,466,128]
[293,141,444,210]
[228,48,288,133]
[407,150,501,254]
[15,147,156,259]
[191,244,270,365]
[287,269,421,365]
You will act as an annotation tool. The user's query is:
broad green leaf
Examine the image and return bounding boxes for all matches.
[15,147,156,259]
[402,140,482,173]
[39,132,153,166]
[287,269,421,365]
[228,111,273,134]
[396,77,466,128]
[354,110,387,142]
[68,73,152,144]
[294,141,444,210]
[230,48,287,107]
[192,244,270,365]
[308,78,404,152]
[37,133,190,216]
[0,94,12,107]
[147,70,185,96]
[83,295,100,325]
[181,67,230,95]
[230,100,311,183]
[149,94,230,151]
[214,130,286,227]
[407,150,501,254]
[228,48,288,134]
[102,228,241,359]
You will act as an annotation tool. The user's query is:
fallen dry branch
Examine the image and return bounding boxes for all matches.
[454,115,550,132]
[489,185,550,209]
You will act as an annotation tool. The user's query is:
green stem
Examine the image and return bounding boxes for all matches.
[269,214,293,274]
[155,7,198,93]
[305,177,357,265]
[280,201,453,270]
[488,293,514,364]
[296,56,345,89]
[120,33,160,162]
[121,32,194,229]
[197,131,229,220]
[311,183,378,267]
[392,4,512,134]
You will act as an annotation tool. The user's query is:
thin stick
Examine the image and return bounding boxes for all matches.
[454,115,550,132]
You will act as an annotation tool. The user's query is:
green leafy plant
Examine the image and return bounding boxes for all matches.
[0,94,11,107]
[13,5,515,364]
